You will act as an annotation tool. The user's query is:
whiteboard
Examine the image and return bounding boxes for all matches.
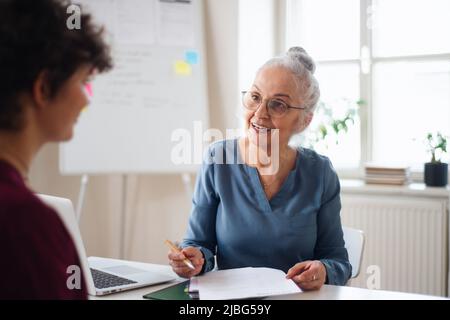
[60,0,208,174]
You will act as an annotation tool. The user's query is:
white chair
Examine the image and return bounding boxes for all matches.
[342,226,365,280]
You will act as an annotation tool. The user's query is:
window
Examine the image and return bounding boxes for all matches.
[286,0,361,170]
[238,0,275,94]
[285,0,450,174]
[372,60,450,167]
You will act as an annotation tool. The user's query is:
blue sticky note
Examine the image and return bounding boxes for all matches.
[185,51,199,65]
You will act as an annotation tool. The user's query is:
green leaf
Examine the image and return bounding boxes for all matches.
[425,132,448,163]
[356,99,366,107]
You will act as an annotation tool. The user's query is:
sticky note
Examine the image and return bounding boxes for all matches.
[185,51,199,65]
[85,83,93,97]
[174,60,192,76]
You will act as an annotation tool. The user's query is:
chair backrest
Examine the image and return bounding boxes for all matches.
[342,226,365,279]
[36,194,97,295]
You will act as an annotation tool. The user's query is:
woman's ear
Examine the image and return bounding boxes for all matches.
[32,71,52,109]
[297,112,313,133]
[303,112,313,129]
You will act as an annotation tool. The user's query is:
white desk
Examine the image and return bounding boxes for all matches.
[90,262,447,300]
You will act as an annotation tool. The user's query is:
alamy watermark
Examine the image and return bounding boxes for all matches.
[170,121,282,175]
[66,4,81,30]
[366,265,381,290]
[66,265,82,290]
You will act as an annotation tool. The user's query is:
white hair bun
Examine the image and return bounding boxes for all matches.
[287,47,316,74]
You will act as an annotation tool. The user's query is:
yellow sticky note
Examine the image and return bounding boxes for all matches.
[174,60,192,76]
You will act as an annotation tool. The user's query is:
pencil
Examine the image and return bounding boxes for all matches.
[165,239,195,270]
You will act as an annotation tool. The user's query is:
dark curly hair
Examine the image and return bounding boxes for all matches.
[0,0,113,131]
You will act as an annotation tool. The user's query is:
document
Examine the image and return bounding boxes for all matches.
[157,0,195,47]
[190,267,301,300]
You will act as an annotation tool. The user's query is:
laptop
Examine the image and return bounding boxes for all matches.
[37,194,176,296]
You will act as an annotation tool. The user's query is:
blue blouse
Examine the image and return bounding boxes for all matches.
[182,139,351,285]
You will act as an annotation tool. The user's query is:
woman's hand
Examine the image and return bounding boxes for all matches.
[168,246,204,278]
[286,260,327,291]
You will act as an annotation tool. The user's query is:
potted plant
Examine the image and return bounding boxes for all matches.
[302,98,363,150]
[424,132,448,187]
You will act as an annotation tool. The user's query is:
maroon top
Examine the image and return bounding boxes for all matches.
[0,160,87,299]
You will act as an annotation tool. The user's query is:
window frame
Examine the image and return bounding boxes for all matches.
[283,0,450,181]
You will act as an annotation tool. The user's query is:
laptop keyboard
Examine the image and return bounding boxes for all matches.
[90,268,137,289]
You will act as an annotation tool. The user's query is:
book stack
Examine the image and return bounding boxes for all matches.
[364,163,411,185]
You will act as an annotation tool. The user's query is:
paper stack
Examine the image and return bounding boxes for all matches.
[364,163,411,185]
[188,267,301,300]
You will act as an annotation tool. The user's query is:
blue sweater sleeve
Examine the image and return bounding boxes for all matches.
[314,159,352,285]
[181,150,219,273]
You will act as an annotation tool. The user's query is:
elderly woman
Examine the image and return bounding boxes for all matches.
[168,47,351,290]
[0,0,112,299]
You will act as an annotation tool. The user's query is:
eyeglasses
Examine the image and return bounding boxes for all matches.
[241,91,305,118]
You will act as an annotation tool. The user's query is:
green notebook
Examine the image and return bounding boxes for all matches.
[143,280,193,300]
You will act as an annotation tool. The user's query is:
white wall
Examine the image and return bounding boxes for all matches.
[29,0,239,264]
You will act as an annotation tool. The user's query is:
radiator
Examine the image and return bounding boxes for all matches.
[341,194,448,297]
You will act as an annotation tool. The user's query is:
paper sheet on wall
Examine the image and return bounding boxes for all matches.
[158,0,195,47]
[63,0,208,174]
[77,0,156,45]
[192,267,302,300]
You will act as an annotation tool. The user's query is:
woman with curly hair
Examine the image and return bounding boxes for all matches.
[0,0,112,299]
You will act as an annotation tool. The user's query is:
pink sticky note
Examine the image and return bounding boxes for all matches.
[85,83,93,97]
